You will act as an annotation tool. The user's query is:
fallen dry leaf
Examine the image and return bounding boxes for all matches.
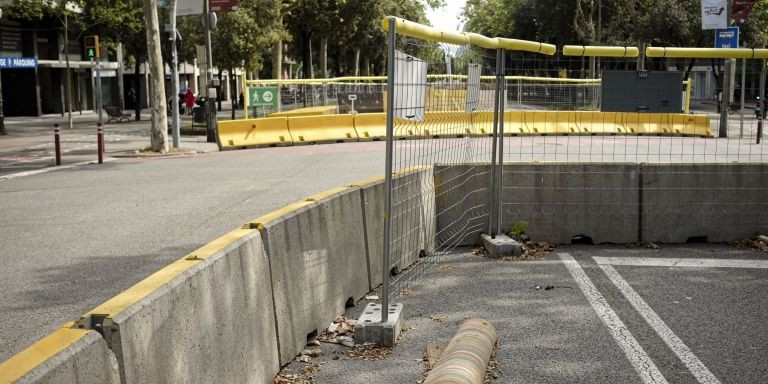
[501,241,557,261]
[732,238,768,253]
[344,344,392,360]
[400,288,413,297]
[438,264,455,272]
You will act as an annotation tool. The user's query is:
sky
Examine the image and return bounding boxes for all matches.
[425,0,467,32]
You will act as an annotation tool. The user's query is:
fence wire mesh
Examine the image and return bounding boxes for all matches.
[500,55,768,245]
[383,35,498,301]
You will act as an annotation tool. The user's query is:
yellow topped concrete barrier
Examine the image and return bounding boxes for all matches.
[381,16,555,55]
[647,47,768,59]
[563,45,639,57]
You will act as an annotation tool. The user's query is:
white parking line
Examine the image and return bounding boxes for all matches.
[594,257,768,269]
[598,263,722,384]
[0,158,117,181]
[558,253,669,384]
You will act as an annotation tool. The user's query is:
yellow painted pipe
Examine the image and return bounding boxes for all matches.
[381,16,555,55]
[563,45,640,58]
[497,37,556,55]
[647,47,768,59]
[684,78,693,114]
[466,32,499,49]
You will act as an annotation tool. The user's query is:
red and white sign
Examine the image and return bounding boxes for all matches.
[208,0,237,12]
[732,0,758,23]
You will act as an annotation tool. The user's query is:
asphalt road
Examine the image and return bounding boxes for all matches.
[0,141,385,361]
[288,245,768,384]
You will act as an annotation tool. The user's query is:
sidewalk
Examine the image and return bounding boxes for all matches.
[0,106,228,178]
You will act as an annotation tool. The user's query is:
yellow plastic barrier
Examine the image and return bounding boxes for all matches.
[353,113,387,140]
[524,110,575,134]
[684,114,713,137]
[577,111,626,134]
[218,117,292,149]
[470,111,495,136]
[427,89,467,111]
[269,105,337,118]
[288,114,359,143]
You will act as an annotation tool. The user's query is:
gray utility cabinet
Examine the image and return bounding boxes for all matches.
[601,70,683,113]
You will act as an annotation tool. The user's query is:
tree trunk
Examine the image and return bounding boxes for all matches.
[143,0,169,153]
[308,38,314,79]
[134,61,141,121]
[272,15,284,79]
[363,56,370,76]
[354,48,360,77]
[320,37,328,78]
[117,42,125,111]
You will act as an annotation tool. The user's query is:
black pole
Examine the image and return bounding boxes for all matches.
[0,67,6,136]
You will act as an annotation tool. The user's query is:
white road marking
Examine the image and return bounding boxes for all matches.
[0,158,117,181]
[558,253,668,384]
[594,257,768,269]
[598,263,722,384]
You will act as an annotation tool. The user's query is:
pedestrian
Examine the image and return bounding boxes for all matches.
[185,89,196,116]
[127,87,136,109]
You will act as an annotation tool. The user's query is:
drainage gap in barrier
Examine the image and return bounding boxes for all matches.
[571,235,594,245]
[306,329,318,346]
[686,236,709,244]
[390,266,400,277]
[345,297,355,309]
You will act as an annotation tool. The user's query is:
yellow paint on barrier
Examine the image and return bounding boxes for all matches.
[77,229,255,325]
[219,117,292,149]
[0,324,87,384]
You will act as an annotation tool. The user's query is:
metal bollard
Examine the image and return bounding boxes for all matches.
[54,124,61,166]
[97,122,103,164]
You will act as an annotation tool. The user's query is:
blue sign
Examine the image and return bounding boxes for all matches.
[0,57,38,69]
[715,27,739,48]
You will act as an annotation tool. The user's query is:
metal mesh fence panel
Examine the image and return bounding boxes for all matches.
[500,54,768,245]
[381,31,499,305]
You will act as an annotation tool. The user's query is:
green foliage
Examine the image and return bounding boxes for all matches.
[211,0,285,73]
[508,220,529,241]
[461,0,768,49]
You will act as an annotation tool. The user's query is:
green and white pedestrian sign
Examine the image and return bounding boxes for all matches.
[248,87,278,108]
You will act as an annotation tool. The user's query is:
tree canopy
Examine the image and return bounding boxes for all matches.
[461,0,768,49]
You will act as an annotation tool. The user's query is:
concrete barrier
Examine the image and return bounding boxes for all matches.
[501,163,640,244]
[351,167,434,290]
[218,117,292,149]
[642,164,768,243]
[75,229,279,384]
[288,114,358,143]
[0,324,119,384]
[246,187,369,366]
[433,164,495,247]
[435,163,640,245]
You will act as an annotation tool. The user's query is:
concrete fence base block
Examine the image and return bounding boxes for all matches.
[481,233,522,258]
[354,303,404,347]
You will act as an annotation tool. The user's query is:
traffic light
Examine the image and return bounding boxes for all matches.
[84,35,100,59]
